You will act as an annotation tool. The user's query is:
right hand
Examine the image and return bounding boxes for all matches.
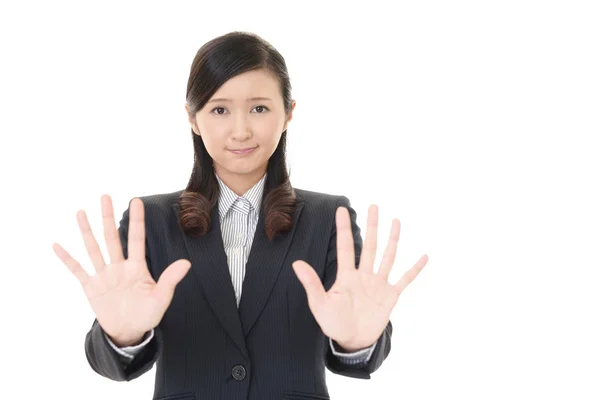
[53,195,192,346]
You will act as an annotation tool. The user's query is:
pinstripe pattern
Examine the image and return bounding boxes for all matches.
[84,172,394,399]
[215,170,263,307]
[213,172,375,364]
[104,171,374,365]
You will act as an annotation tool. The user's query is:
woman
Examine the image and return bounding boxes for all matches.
[53,31,428,400]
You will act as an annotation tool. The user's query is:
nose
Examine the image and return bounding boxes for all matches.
[231,112,251,141]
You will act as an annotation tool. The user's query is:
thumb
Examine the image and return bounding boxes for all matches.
[292,261,327,312]
[155,259,192,300]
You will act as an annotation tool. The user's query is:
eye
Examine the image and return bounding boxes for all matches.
[252,105,269,113]
[211,107,227,115]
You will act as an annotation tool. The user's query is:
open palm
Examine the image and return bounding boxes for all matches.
[292,204,428,351]
[52,196,191,345]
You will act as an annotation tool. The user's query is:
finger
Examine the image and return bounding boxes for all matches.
[102,194,125,265]
[292,260,327,312]
[52,242,91,287]
[336,207,356,275]
[155,259,192,299]
[127,198,146,262]
[376,219,401,281]
[76,209,107,273]
[393,254,429,294]
[358,204,378,275]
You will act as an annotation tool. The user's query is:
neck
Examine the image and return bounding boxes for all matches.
[215,165,267,197]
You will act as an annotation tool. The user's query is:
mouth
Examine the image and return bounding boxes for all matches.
[228,146,257,155]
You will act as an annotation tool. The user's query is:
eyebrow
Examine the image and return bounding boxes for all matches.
[208,97,273,103]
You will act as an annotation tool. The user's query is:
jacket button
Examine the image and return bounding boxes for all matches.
[232,365,246,380]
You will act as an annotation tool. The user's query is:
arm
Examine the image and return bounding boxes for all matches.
[85,319,162,381]
[322,195,393,379]
[83,199,162,381]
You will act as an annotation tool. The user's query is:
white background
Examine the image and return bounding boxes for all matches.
[1,0,599,399]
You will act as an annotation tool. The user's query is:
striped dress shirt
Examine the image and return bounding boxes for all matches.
[105,171,376,365]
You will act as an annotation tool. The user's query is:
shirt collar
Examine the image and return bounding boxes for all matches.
[215,171,267,220]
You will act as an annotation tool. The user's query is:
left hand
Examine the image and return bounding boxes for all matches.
[292,204,428,352]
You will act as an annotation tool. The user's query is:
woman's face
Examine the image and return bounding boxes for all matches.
[186,68,295,192]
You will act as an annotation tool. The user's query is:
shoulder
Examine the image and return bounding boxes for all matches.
[135,189,183,208]
[293,187,352,211]
[126,189,184,221]
[294,187,350,207]
[293,188,361,239]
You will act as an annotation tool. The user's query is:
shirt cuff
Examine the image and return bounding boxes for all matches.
[103,328,155,360]
[329,337,377,365]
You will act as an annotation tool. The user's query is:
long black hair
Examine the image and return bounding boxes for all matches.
[177,31,296,242]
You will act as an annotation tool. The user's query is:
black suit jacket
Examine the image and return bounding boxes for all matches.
[84,187,393,400]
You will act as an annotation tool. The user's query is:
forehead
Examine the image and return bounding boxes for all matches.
[210,69,280,100]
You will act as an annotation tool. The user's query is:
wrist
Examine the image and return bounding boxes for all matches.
[107,332,146,347]
[333,339,373,353]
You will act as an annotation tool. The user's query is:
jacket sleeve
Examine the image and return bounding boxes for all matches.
[83,198,163,381]
[103,328,155,362]
[323,195,393,379]
[329,336,376,365]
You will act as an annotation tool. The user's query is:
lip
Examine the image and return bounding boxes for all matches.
[228,146,257,155]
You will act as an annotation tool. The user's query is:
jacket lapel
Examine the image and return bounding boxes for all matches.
[172,191,305,356]
[172,201,248,358]
[238,193,304,337]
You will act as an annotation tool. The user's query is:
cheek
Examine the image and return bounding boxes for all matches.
[257,118,284,141]
[197,124,226,147]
